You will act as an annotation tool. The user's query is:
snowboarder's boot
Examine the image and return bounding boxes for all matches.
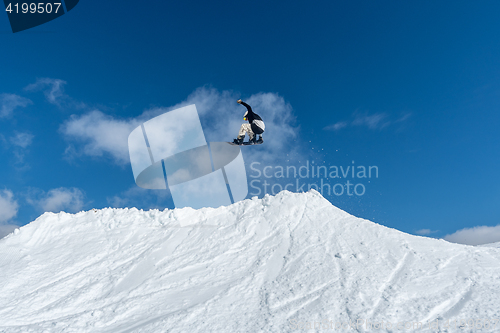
[233,137,244,145]
[256,135,263,144]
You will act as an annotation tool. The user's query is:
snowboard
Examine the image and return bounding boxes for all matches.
[227,141,263,146]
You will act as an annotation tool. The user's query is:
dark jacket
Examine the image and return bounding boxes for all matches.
[241,102,265,134]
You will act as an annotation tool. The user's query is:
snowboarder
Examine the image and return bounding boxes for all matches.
[233,99,265,145]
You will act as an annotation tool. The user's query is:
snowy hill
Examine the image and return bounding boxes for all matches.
[481,241,500,249]
[1,190,499,333]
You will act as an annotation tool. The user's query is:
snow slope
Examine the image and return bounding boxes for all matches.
[1,190,499,333]
[481,241,500,249]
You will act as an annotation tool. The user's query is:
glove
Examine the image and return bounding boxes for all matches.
[237,99,243,104]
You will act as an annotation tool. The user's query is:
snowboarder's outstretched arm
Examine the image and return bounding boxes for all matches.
[237,99,253,115]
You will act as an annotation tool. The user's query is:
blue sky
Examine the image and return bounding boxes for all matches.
[1,0,500,244]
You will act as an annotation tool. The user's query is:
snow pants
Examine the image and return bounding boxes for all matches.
[238,123,254,139]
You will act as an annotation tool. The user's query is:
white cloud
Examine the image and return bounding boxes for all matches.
[395,113,412,123]
[323,121,348,131]
[324,111,411,132]
[0,224,18,239]
[61,87,300,166]
[1,132,35,169]
[415,229,439,236]
[61,110,141,164]
[27,187,85,213]
[0,93,32,118]
[0,189,19,223]
[444,225,500,246]
[25,78,67,105]
[352,112,390,129]
[0,189,19,239]
[10,132,34,148]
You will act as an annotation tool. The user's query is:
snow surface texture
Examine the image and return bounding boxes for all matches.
[480,242,500,249]
[1,190,499,333]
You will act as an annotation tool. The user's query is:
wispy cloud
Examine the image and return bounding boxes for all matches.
[0,132,35,170]
[324,111,411,132]
[394,113,411,124]
[444,225,500,245]
[415,229,439,236]
[27,187,86,213]
[10,132,34,148]
[323,121,348,131]
[0,189,19,223]
[352,112,390,129]
[24,78,69,106]
[0,93,32,119]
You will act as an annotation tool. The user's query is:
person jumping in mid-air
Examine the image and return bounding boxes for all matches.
[233,99,265,145]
